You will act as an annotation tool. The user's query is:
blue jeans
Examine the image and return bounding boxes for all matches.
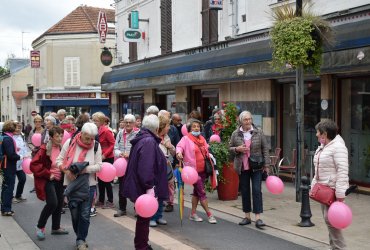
[1,170,16,213]
[89,185,96,210]
[239,169,263,214]
[151,199,164,222]
[69,198,91,243]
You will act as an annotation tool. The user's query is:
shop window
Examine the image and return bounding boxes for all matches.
[64,57,80,87]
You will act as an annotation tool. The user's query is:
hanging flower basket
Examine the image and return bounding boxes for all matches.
[270,2,333,74]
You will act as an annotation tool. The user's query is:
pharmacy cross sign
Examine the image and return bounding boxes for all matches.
[97,11,108,43]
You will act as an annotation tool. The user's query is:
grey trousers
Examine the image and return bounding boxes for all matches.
[321,204,346,250]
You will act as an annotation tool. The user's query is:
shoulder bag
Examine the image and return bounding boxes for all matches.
[248,155,265,172]
[309,150,336,206]
[196,144,213,176]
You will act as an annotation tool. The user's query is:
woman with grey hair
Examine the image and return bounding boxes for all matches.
[310,119,349,249]
[123,114,168,250]
[229,111,270,229]
[113,114,139,217]
[146,105,159,116]
[56,122,102,249]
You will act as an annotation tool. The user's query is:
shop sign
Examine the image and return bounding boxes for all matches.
[131,11,139,29]
[209,0,223,10]
[30,50,40,68]
[123,28,143,42]
[97,11,108,43]
[45,93,97,99]
[101,49,113,66]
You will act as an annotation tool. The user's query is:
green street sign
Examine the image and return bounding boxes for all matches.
[123,28,142,42]
[131,11,139,29]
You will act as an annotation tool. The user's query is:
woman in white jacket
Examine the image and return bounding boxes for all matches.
[311,119,349,250]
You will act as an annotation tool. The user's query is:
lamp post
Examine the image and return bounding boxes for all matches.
[295,0,304,202]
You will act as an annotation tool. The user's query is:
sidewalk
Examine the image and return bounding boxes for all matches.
[0,214,39,250]
[182,181,369,250]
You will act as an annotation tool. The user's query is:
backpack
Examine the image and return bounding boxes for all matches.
[0,134,8,169]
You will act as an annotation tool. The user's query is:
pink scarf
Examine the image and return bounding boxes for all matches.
[62,133,94,169]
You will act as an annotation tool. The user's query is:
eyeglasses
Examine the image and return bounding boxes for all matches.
[124,122,134,124]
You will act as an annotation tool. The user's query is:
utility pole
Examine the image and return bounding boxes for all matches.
[295,0,304,202]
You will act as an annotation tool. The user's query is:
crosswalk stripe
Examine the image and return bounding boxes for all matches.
[97,208,196,250]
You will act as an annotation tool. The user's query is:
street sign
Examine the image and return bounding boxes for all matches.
[97,11,108,43]
[123,28,143,42]
[209,0,223,10]
[131,11,139,29]
[30,51,40,68]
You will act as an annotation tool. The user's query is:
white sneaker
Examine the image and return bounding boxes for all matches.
[208,215,217,224]
[189,214,203,222]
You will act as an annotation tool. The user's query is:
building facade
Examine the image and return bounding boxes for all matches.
[31,5,116,118]
[102,0,370,187]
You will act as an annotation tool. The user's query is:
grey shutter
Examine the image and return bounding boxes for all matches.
[161,0,172,55]
[201,0,210,45]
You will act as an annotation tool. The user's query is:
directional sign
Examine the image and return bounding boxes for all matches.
[123,28,143,43]
[97,11,108,43]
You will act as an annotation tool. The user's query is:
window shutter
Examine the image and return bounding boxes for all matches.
[64,57,80,87]
[201,0,210,46]
[210,9,218,44]
[161,0,172,55]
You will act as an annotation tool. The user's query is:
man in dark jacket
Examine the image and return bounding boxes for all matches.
[123,114,168,250]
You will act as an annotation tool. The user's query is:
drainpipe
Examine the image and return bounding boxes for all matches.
[231,0,239,37]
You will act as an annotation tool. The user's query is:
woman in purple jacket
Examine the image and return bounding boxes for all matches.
[123,114,168,250]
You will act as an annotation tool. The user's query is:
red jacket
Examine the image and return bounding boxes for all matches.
[30,145,52,201]
[98,126,115,159]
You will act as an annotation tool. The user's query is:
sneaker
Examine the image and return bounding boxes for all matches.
[1,211,15,216]
[51,228,69,235]
[164,204,173,212]
[95,201,104,208]
[113,210,126,217]
[156,218,167,225]
[90,208,97,217]
[208,215,217,224]
[30,188,36,193]
[76,241,88,250]
[149,220,157,227]
[189,214,203,222]
[12,198,21,204]
[35,226,45,241]
[103,201,115,209]
[16,196,27,202]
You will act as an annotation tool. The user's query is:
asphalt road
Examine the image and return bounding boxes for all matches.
[11,176,311,250]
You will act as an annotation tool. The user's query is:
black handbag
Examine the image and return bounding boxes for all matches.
[248,155,264,171]
[204,156,214,176]
[166,160,174,181]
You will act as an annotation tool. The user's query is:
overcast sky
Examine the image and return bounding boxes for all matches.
[0,0,114,66]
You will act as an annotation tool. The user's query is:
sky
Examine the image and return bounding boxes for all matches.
[0,0,114,67]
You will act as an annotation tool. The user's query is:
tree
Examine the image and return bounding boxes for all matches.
[0,66,9,76]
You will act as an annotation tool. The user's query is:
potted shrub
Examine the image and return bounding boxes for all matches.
[209,102,239,200]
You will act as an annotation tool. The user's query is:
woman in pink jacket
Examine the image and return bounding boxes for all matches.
[176,119,217,224]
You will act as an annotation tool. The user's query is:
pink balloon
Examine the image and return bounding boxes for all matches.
[135,194,159,218]
[61,130,71,145]
[181,166,199,185]
[210,134,221,143]
[181,124,188,136]
[266,176,284,194]
[328,201,353,229]
[98,162,116,182]
[113,158,127,177]
[22,158,32,174]
[31,133,42,147]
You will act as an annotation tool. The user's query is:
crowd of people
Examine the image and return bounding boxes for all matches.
[0,106,349,250]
